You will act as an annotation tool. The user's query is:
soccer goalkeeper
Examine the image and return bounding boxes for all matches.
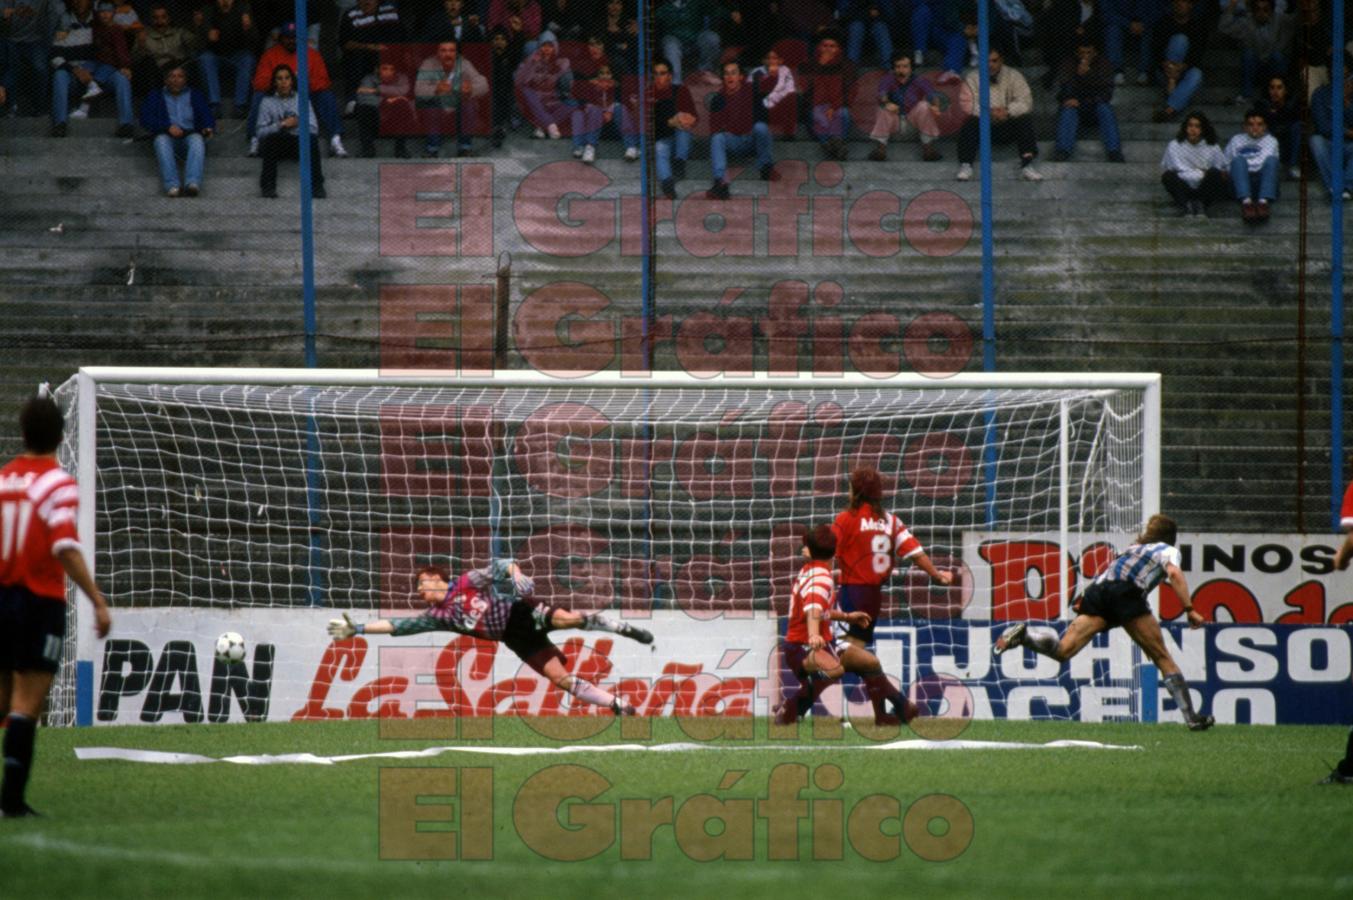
[326,559,653,716]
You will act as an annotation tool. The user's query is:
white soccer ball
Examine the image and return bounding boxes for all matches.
[215,632,247,664]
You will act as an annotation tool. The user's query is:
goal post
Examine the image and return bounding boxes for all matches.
[52,367,1161,727]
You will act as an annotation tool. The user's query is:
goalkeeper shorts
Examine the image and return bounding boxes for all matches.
[502,599,566,673]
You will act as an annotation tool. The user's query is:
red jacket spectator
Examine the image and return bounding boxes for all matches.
[252,40,332,93]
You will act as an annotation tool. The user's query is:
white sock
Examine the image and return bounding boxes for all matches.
[566,677,618,709]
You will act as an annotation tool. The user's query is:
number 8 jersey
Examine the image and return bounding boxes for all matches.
[832,503,923,586]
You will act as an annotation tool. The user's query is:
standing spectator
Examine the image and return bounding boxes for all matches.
[140,61,212,196]
[486,24,522,146]
[654,0,723,85]
[868,50,943,161]
[248,21,346,157]
[799,30,855,160]
[420,0,485,43]
[1148,0,1207,122]
[1226,108,1280,221]
[1308,73,1353,200]
[1052,38,1125,161]
[49,0,134,136]
[1258,74,1301,178]
[196,0,256,118]
[1218,0,1294,103]
[130,3,197,97]
[414,38,487,157]
[911,0,967,74]
[1160,110,1228,215]
[514,31,570,139]
[1102,0,1162,85]
[354,57,415,156]
[256,62,326,198]
[338,0,405,110]
[1038,0,1107,87]
[488,0,542,56]
[956,48,1042,180]
[3,0,60,116]
[652,56,694,198]
[705,59,774,199]
[837,0,894,68]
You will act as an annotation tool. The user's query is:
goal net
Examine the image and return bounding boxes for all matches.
[50,369,1159,727]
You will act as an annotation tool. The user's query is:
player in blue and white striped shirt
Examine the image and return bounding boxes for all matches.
[993,514,1214,731]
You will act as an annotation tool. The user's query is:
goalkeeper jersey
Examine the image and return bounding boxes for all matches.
[421,560,529,640]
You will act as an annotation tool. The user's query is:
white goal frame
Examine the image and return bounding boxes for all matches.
[57,367,1161,726]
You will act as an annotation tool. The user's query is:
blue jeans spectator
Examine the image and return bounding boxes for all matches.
[248,88,343,139]
[711,123,772,182]
[812,104,852,143]
[1309,135,1353,195]
[656,129,692,181]
[153,132,206,192]
[1240,49,1286,101]
[1230,154,1278,201]
[1103,12,1153,76]
[571,103,638,150]
[5,40,50,114]
[198,49,255,110]
[846,17,893,67]
[1054,102,1122,156]
[911,3,967,72]
[1164,34,1203,110]
[661,31,721,84]
[52,62,134,126]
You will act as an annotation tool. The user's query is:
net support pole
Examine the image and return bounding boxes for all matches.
[74,370,98,725]
[294,0,317,369]
[1059,400,1071,622]
[1331,3,1346,528]
[978,0,997,528]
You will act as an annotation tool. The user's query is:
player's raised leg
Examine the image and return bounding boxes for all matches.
[1122,612,1213,731]
[994,614,1107,662]
[549,608,653,645]
[528,648,637,716]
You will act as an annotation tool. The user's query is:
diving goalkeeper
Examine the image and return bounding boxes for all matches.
[326,559,653,716]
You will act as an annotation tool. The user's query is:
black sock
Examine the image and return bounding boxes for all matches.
[1338,725,1353,776]
[1162,673,1198,720]
[2,713,37,814]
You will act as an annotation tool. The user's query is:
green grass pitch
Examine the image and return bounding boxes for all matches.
[1,719,1350,899]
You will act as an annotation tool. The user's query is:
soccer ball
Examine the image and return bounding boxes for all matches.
[215,632,246,664]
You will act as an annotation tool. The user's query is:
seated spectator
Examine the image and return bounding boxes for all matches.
[654,0,723,85]
[838,0,895,68]
[1102,0,1161,85]
[4,0,59,116]
[705,60,775,200]
[197,0,255,118]
[415,38,487,157]
[489,0,542,57]
[1258,74,1301,178]
[749,44,797,116]
[868,50,943,162]
[130,3,198,97]
[572,32,608,79]
[799,30,855,160]
[1218,0,1294,103]
[354,58,415,157]
[1308,73,1353,200]
[956,48,1042,180]
[596,0,637,75]
[912,0,967,74]
[1160,110,1228,215]
[1149,0,1207,122]
[256,63,325,199]
[514,31,571,139]
[50,0,135,137]
[247,22,346,157]
[338,0,405,110]
[1038,0,1107,88]
[652,56,695,198]
[570,59,636,163]
[1051,38,1124,161]
[140,62,213,196]
[487,24,523,147]
[421,0,485,43]
[1226,108,1280,221]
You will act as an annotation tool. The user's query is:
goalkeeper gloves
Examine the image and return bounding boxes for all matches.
[327,613,360,639]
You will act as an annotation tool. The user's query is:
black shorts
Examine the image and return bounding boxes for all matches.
[1074,580,1152,629]
[0,585,68,674]
[836,584,883,643]
[501,598,565,673]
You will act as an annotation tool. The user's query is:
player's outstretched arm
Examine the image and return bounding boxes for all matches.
[912,551,954,586]
[58,547,111,638]
[1165,563,1204,629]
[326,613,452,639]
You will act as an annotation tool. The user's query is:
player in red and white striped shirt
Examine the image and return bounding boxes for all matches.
[775,524,918,727]
[0,390,111,818]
